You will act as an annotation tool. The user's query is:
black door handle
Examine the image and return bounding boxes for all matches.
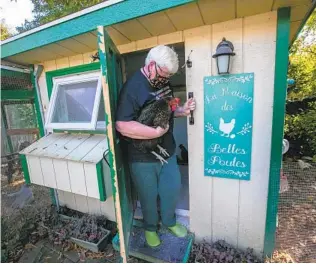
[188,92,194,125]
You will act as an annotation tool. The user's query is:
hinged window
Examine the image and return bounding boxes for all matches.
[45,71,105,130]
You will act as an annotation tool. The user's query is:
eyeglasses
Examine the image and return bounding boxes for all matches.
[155,63,172,78]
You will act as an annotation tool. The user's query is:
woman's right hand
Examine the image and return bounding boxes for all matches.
[156,124,169,137]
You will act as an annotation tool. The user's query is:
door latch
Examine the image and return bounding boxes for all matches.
[188,92,194,125]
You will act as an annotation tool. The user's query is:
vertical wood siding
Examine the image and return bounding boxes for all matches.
[186,12,277,254]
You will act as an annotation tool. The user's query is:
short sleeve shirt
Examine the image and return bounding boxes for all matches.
[116,70,176,162]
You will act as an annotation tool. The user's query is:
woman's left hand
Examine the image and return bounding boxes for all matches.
[182,98,196,115]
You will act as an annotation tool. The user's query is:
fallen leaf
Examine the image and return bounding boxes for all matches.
[24,243,35,249]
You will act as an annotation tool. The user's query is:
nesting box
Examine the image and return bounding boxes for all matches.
[19,133,111,201]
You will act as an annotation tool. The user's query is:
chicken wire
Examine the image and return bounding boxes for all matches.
[1,69,33,90]
[276,161,316,262]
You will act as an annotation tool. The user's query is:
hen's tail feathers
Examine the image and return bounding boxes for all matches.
[157,144,170,157]
[151,151,168,165]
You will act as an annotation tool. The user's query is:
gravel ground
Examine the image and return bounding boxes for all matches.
[1,171,51,262]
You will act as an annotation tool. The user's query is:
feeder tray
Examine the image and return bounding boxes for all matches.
[59,214,111,253]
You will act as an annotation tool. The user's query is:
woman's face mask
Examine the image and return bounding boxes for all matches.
[148,62,171,89]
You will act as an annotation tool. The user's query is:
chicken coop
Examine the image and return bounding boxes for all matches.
[1,0,315,262]
[1,65,43,183]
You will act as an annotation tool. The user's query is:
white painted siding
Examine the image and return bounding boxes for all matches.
[57,190,116,221]
[186,11,276,255]
[22,134,110,200]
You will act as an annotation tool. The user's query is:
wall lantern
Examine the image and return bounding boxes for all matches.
[212,38,235,75]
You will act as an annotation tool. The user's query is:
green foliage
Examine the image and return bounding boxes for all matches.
[285,9,316,158]
[5,104,36,129]
[16,0,105,33]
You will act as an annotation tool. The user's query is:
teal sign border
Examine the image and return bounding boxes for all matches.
[204,73,254,181]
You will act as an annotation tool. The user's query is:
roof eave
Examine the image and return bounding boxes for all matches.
[1,0,193,59]
[289,0,316,48]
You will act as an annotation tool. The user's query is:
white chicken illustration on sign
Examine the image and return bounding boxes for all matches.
[219,118,236,138]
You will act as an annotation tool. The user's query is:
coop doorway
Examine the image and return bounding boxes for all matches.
[121,43,190,225]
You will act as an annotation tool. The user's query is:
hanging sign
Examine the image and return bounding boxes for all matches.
[204,73,254,180]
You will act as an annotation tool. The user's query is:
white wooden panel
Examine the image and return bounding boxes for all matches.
[44,43,77,57]
[73,193,89,214]
[43,60,57,72]
[81,138,109,163]
[53,159,71,192]
[20,134,60,154]
[56,57,70,69]
[27,156,44,185]
[67,161,87,196]
[54,134,91,159]
[273,0,311,10]
[59,190,77,210]
[236,0,273,18]
[136,37,158,51]
[23,134,65,156]
[56,189,65,205]
[113,20,152,41]
[31,134,69,156]
[138,11,177,36]
[185,25,213,242]
[69,54,84,67]
[210,18,243,247]
[238,12,277,253]
[40,157,57,188]
[198,0,236,25]
[66,135,105,161]
[166,2,204,31]
[100,196,116,222]
[118,42,137,54]
[37,74,49,118]
[58,38,93,54]
[158,31,183,45]
[290,4,310,22]
[87,197,102,215]
[58,192,115,221]
[106,26,130,46]
[41,134,74,157]
[84,163,99,199]
[73,32,97,50]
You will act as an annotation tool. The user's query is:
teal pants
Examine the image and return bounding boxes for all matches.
[129,154,181,231]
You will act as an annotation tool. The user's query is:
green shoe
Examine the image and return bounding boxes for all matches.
[168,223,188,238]
[145,231,161,247]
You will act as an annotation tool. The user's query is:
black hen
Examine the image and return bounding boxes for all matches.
[132,96,180,164]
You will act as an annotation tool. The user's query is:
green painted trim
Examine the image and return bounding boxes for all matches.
[1,0,193,59]
[49,188,57,205]
[19,154,31,184]
[31,68,45,137]
[182,234,194,263]
[264,7,291,257]
[96,161,106,201]
[1,105,14,153]
[46,62,101,99]
[290,1,316,47]
[1,90,34,100]
[53,129,106,135]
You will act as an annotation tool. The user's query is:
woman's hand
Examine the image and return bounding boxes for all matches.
[174,98,196,117]
[156,124,170,137]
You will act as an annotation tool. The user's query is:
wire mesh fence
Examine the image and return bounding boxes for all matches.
[276,161,316,262]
